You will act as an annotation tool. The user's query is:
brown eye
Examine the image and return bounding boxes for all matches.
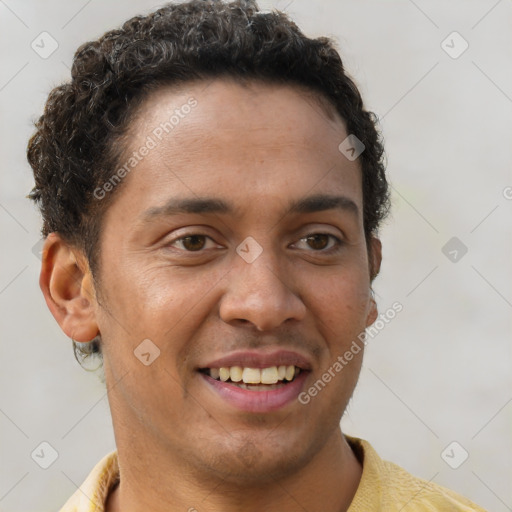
[305,234,330,250]
[293,233,342,253]
[180,235,207,251]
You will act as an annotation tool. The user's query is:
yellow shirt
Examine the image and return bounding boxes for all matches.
[59,437,487,511]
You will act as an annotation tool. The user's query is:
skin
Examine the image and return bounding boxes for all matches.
[41,79,382,512]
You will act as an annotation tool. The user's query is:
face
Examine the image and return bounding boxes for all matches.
[92,79,379,482]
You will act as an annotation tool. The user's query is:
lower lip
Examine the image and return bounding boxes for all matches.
[200,371,309,413]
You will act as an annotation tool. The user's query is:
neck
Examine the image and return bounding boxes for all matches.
[106,428,362,512]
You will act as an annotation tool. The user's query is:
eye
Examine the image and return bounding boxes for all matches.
[294,233,342,252]
[169,234,217,252]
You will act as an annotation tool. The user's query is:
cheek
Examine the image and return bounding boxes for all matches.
[99,261,203,332]
[97,260,227,383]
[105,361,193,440]
[307,268,371,338]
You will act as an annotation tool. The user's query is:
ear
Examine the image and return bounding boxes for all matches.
[39,233,99,342]
[368,236,382,282]
[366,236,382,327]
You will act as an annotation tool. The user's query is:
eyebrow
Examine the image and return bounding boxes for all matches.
[288,194,359,216]
[142,193,359,221]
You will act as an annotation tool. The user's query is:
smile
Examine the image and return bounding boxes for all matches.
[203,365,301,389]
[198,351,311,412]
[198,350,311,412]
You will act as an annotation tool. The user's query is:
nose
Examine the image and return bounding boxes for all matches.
[219,251,306,332]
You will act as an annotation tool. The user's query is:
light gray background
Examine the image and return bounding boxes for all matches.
[1,0,511,510]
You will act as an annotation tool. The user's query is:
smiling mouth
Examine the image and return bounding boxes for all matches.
[200,365,302,391]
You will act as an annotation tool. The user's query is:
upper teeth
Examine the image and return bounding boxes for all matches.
[209,365,299,384]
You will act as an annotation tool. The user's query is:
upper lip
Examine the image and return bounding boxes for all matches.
[200,350,313,371]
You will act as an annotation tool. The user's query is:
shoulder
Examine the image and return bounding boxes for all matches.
[378,457,487,511]
[347,437,487,512]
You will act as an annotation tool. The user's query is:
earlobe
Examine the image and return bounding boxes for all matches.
[39,233,99,342]
[366,290,378,327]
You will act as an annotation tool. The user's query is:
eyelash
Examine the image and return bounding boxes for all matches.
[167,233,344,254]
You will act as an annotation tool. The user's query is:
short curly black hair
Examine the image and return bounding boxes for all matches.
[27,0,390,366]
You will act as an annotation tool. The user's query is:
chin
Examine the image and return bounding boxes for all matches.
[195,429,324,485]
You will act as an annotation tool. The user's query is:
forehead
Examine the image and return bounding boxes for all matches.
[132,78,343,136]
[108,79,362,221]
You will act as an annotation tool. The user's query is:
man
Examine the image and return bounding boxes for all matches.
[27,1,486,510]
